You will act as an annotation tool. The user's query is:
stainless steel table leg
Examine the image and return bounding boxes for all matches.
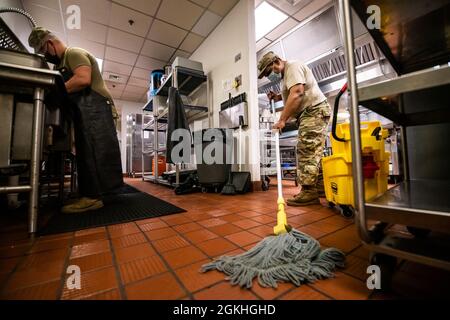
[339,0,371,243]
[28,87,45,234]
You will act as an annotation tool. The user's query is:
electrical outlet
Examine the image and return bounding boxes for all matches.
[233,75,242,89]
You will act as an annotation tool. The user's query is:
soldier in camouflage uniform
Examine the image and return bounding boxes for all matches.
[258,52,330,206]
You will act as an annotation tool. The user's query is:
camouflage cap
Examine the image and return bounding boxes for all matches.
[257,51,279,79]
[28,27,52,53]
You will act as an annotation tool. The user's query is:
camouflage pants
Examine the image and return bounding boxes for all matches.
[296,101,331,186]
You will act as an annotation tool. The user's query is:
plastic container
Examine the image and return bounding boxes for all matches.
[150,69,165,96]
[152,156,166,177]
[322,121,390,209]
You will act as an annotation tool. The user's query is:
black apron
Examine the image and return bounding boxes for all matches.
[59,67,123,197]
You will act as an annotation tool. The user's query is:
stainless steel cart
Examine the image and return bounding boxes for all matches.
[340,0,450,289]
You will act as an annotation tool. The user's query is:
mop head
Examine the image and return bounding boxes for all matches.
[201,229,345,289]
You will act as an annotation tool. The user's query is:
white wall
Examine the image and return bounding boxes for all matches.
[0,0,33,52]
[114,99,145,172]
[190,0,260,181]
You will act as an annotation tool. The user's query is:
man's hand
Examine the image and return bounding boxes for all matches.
[267,91,282,102]
[273,120,286,131]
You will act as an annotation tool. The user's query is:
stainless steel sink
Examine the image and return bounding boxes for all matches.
[0,48,48,69]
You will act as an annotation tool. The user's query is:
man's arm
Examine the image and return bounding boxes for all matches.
[65,65,92,93]
[273,84,304,130]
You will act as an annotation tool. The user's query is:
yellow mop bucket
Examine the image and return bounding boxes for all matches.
[322,84,389,217]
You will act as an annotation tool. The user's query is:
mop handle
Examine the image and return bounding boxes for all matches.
[271,99,283,200]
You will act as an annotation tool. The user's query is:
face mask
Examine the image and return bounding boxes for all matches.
[44,43,61,65]
[267,71,281,83]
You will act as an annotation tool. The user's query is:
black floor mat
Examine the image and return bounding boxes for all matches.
[38,188,186,236]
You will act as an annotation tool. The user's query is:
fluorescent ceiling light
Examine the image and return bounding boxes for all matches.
[96,58,103,72]
[255,2,288,41]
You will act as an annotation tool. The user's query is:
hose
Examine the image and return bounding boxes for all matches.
[0,7,37,28]
[331,83,348,143]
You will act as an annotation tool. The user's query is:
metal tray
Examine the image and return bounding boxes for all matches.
[0,48,48,69]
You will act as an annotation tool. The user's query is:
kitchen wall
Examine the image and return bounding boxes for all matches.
[190,0,260,181]
[0,0,33,52]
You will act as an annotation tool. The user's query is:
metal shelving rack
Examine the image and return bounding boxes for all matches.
[141,66,209,187]
[340,0,450,278]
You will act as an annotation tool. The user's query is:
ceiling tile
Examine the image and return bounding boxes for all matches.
[148,20,188,48]
[170,49,191,63]
[109,3,153,37]
[62,0,112,25]
[135,55,166,70]
[267,0,314,16]
[191,10,221,37]
[103,60,134,76]
[24,4,64,35]
[131,67,151,80]
[265,18,299,41]
[157,0,204,30]
[142,40,175,61]
[112,0,161,16]
[106,28,144,53]
[103,71,129,84]
[128,77,150,88]
[121,91,145,102]
[67,36,106,59]
[190,0,212,8]
[293,0,332,22]
[105,81,126,92]
[67,20,108,44]
[179,33,204,53]
[105,46,138,65]
[23,0,61,11]
[208,0,239,17]
[256,38,271,53]
[125,84,148,94]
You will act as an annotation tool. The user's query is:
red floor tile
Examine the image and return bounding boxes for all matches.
[194,282,259,300]
[208,224,243,236]
[173,222,203,234]
[225,231,261,247]
[125,273,186,300]
[138,220,169,232]
[18,248,67,270]
[278,285,331,300]
[197,218,227,228]
[1,280,60,300]
[232,219,262,230]
[153,235,190,253]
[119,255,167,285]
[162,246,207,269]
[175,260,224,293]
[144,227,177,241]
[183,229,218,244]
[61,266,118,300]
[115,243,156,264]
[69,252,113,273]
[111,233,147,249]
[108,225,141,239]
[161,215,192,226]
[73,232,107,246]
[84,289,121,300]
[248,225,274,237]
[30,237,72,253]
[74,227,105,237]
[195,238,238,257]
[70,240,110,259]
[309,272,371,300]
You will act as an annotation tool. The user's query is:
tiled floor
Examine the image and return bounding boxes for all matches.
[1,178,450,300]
